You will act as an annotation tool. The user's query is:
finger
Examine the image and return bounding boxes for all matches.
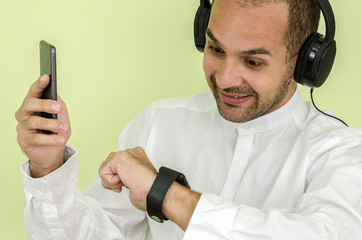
[57,95,67,111]
[99,159,125,186]
[16,98,61,123]
[56,95,70,119]
[25,75,50,100]
[112,187,123,193]
[101,177,124,191]
[21,115,69,134]
[101,169,123,186]
[101,181,112,190]
[100,152,116,168]
[18,128,66,148]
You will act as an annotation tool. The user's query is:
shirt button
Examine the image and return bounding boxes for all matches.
[49,223,58,229]
[56,180,63,186]
[38,188,46,194]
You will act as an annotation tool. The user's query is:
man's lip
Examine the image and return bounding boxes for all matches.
[220,92,252,105]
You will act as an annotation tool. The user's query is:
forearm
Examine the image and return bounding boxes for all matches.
[162,182,201,231]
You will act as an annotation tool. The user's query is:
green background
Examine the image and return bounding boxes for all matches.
[1,0,361,238]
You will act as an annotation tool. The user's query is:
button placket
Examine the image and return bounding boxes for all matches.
[220,128,255,200]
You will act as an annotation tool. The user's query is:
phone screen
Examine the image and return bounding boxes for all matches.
[39,40,57,120]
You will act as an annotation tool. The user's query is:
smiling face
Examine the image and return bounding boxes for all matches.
[203,0,297,123]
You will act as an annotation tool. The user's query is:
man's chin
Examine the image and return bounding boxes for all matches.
[217,103,252,123]
[214,95,258,123]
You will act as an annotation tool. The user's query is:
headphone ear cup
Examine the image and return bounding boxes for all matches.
[194,1,211,52]
[294,32,337,88]
[313,40,336,87]
[294,32,322,87]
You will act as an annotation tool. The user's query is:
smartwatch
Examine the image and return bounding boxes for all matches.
[146,166,190,223]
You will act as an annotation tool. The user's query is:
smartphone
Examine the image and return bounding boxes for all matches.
[39,40,57,120]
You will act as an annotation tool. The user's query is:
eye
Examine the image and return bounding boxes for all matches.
[208,45,225,55]
[245,58,263,68]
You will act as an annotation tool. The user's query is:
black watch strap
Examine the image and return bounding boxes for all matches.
[146,166,190,223]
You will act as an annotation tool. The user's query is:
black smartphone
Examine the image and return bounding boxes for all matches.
[39,40,57,120]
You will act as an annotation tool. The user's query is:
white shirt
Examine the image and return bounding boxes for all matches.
[21,89,362,239]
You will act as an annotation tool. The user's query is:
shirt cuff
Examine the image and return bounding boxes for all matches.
[184,193,238,240]
[20,146,78,199]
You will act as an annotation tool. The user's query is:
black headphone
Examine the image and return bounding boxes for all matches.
[194,0,336,88]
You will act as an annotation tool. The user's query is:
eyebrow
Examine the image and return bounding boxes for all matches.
[205,28,272,57]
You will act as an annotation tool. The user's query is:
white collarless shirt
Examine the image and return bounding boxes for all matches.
[21,89,362,239]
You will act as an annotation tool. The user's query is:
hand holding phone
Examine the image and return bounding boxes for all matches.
[15,41,71,177]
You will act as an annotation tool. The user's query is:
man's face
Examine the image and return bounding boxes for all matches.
[203,0,297,123]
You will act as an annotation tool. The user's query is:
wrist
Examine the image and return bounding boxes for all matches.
[162,182,201,231]
[146,166,200,231]
[29,146,65,178]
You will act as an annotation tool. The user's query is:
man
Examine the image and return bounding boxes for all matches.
[16,0,362,239]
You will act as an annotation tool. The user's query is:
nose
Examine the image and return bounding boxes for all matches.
[215,57,244,89]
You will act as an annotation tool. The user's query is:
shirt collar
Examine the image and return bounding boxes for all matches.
[221,87,309,133]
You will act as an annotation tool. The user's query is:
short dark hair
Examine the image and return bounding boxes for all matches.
[283,0,320,62]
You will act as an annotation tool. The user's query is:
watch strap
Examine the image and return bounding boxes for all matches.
[146,166,190,223]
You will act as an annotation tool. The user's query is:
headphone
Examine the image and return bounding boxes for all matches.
[194,0,336,88]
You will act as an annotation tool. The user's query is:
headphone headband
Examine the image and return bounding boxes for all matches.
[194,0,211,52]
[318,0,335,42]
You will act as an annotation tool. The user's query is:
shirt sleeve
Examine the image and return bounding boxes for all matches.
[20,146,147,240]
[184,135,362,240]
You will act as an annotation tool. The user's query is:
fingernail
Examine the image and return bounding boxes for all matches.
[57,138,65,145]
[60,124,68,132]
[40,75,47,83]
[52,103,60,111]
